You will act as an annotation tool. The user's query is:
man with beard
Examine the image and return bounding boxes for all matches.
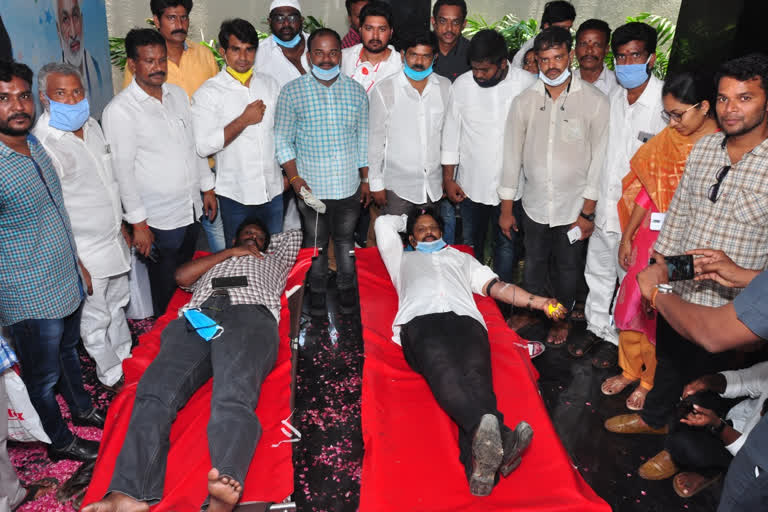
[575,18,618,96]
[0,60,103,462]
[342,0,369,49]
[103,29,216,317]
[605,53,768,479]
[54,0,107,116]
[254,0,310,88]
[431,0,470,83]
[442,29,536,288]
[82,220,302,512]
[341,0,402,96]
[369,32,450,214]
[499,27,609,346]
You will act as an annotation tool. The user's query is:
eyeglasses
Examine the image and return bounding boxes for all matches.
[270,14,300,24]
[661,102,700,123]
[708,165,731,202]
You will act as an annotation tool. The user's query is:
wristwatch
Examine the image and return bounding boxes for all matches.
[579,211,596,222]
[708,418,726,436]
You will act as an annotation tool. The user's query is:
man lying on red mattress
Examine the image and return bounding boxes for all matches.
[84,218,302,512]
[374,207,566,496]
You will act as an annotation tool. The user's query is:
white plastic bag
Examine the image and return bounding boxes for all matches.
[4,369,51,443]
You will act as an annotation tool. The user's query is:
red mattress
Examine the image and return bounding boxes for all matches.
[357,246,610,511]
[82,250,313,510]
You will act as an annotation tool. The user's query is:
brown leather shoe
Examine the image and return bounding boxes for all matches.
[604,413,669,435]
[638,450,679,480]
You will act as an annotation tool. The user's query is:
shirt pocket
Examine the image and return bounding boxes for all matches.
[732,191,768,226]
[562,118,585,144]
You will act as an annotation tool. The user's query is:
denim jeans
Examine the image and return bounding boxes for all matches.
[7,303,93,448]
[459,198,517,283]
[439,198,458,245]
[148,223,200,317]
[296,187,360,292]
[218,194,284,248]
[107,300,279,506]
[200,194,226,253]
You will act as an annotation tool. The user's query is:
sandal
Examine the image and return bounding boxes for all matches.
[626,386,650,411]
[528,341,545,359]
[570,301,586,322]
[591,341,618,369]
[673,472,721,498]
[13,477,58,511]
[600,374,638,396]
[545,320,571,348]
[567,331,600,358]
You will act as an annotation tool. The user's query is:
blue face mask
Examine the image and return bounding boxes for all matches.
[403,61,434,81]
[273,33,301,48]
[47,96,90,131]
[415,238,447,253]
[183,309,224,342]
[312,64,341,81]
[615,56,652,89]
[539,67,571,87]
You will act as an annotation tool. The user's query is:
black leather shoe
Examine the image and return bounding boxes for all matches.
[72,408,106,428]
[47,436,99,462]
[500,421,534,477]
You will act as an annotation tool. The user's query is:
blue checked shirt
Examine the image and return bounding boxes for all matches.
[275,73,369,200]
[0,136,82,326]
[0,335,18,373]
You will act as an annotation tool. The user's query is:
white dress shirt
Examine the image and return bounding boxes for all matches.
[585,66,620,97]
[499,74,610,227]
[33,113,130,279]
[375,214,497,344]
[254,33,310,88]
[594,75,666,233]
[441,66,537,206]
[368,72,451,204]
[102,80,214,230]
[192,69,283,206]
[721,361,768,456]
[341,43,403,95]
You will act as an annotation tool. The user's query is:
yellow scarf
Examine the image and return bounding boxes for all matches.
[226,66,253,85]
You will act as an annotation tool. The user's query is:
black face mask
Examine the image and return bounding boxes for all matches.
[474,63,507,88]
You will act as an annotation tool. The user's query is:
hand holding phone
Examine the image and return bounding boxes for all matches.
[567,226,582,245]
[649,254,694,281]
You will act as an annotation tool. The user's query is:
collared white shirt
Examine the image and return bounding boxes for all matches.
[499,74,609,227]
[721,362,768,456]
[375,214,497,344]
[33,113,130,279]
[102,80,214,230]
[341,43,403,95]
[442,66,537,205]
[586,66,620,97]
[254,33,310,88]
[192,69,283,206]
[594,75,666,233]
[368,71,451,204]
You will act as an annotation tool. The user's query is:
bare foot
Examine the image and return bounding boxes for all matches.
[207,468,242,512]
[507,310,541,331]
[600,374,638,396]
[82,491,150,512]
[546,320,570,346]
[626,386,650,411]
[673,471,720,498]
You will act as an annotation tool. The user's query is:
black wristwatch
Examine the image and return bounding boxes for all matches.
[580,211,596,222]
[708,418,726,436]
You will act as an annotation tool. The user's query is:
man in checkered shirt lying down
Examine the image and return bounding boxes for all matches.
[84,218,302,512]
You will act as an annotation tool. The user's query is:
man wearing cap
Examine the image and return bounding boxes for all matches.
[254,0,310,88]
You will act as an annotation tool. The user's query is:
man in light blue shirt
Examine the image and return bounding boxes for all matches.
[275,28,370,317]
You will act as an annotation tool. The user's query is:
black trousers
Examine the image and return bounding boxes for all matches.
[642,314,736,429]
[148,222,200,317]
[400,312,510,477]
[521,209,587,309]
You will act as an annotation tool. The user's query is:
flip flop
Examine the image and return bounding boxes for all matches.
[13,477,58,511]
[567,332,600,357]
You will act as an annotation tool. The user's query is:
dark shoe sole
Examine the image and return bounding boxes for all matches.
[500,421,534,477]
[469,414,503,496]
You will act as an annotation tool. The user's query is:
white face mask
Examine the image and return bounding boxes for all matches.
[539,67,571,87]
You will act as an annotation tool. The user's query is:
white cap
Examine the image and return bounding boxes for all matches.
[269,0,302,13]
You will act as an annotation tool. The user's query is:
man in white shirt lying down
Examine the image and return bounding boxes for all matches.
[375,207,566,496]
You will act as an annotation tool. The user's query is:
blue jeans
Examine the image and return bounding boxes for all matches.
[439,198,458,245]
[219,194,284,248]
[148,223,200,317]
[199,194,226,253]
[7,303,92,448]
[459,198,517,283]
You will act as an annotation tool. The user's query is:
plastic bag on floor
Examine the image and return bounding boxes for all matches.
[126,249,154,320]
[4,368,51,443]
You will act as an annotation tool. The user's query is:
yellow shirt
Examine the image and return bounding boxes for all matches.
[123,41,219,98]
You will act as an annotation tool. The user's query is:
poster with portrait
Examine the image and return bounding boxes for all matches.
[0,0,113,119]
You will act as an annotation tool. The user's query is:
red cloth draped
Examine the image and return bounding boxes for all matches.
[357,246,609,511]
[82,250,313,510]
